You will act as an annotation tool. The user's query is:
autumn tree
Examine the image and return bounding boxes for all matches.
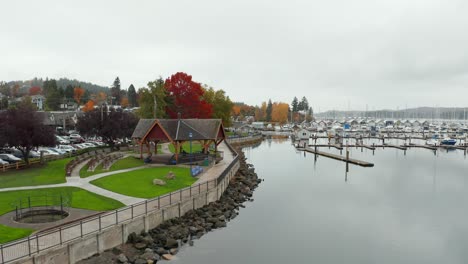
[76,107,138,149]
[165,72,212,119]
[202,85,234,126]
[73,87,85,105]
[120,97,129,108]
[111,77,121,105]
[82,100,95,112]
[137,78,168,118]
[0,101,56,164]
[127,84,137,107]
[255,102,267,121]
[29,86,42,95]
[271,102,289,124]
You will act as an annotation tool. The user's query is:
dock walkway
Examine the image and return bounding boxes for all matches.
[298,147,374,167]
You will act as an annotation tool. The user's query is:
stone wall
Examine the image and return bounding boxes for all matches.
[11,158,239,264]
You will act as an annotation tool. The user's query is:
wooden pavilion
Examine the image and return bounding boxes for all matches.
[131,118,226,163]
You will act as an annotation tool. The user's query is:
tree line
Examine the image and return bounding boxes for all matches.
[231,96,313,125]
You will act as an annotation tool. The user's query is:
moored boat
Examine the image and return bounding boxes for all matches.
[441,138,457,146]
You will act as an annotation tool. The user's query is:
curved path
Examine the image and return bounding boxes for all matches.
[0,142,232,206]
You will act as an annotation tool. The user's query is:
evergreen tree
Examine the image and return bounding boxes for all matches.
[266,99,273,122]
[111,77,121,105]
[291,96,298,112]
[300,96,309,111]
[127,84,137,107]
[43,79,61,110]
[65,84,74,99]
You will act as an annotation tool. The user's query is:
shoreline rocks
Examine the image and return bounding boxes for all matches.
[78,146,261,264]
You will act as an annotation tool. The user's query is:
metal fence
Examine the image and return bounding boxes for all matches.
[0,145,239,264]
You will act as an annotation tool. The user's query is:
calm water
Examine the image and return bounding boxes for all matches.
[171,138,468,264]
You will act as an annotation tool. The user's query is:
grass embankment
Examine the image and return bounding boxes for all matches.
[0,158,73,189]
[0,225,34,244]
[0,187,125,216]
[80,156,144,178]
[168,142,203,154]
[91,167,195,199]
[0,186,124,244]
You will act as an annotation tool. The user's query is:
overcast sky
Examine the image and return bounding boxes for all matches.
[1,0,468,111]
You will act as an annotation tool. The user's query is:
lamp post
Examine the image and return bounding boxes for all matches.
[189,132,193,176]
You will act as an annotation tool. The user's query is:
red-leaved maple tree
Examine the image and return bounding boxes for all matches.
[165,72,213,118]
[28,86,42,95]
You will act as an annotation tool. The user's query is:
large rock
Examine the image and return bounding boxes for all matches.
[165,238,178,249]
[162,254,174,260]
[117,253,128,263]
[153,179,166,186]
[134,242,147,250]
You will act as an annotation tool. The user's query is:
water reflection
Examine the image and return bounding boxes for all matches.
[172,139,468,264]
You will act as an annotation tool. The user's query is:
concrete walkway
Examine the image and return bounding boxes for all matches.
[192,141,235,185]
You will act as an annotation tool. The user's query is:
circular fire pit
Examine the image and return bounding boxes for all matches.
[15,208,69,224]
[12,193,70,224]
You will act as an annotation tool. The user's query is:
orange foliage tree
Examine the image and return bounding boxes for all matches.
[120,97,129,108]
[82,100,95,112]
[271,102,289,124]
[73,87,85,105]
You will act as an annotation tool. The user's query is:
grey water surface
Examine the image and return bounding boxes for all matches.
[171,138,468,264]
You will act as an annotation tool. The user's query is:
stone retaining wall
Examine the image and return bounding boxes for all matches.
[11,157,240,264]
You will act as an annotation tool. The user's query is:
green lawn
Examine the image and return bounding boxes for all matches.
[0,187,125,216]
[0,224,34,244]
[0,158,73,189]
[90,167,195,199]
[168,142,203,154]
[80,156,144,178]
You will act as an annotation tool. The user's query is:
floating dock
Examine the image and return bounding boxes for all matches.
[298,147,374,167]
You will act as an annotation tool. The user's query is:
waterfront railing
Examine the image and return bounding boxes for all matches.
[0,144,239,264]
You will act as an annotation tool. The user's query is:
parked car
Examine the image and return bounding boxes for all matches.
[0,158,9,165]
[0,148,23,158]
[82,142,97,148]
[48,148,67,155]
[55,135,70,145]
[0,154,22,163]
[29,150,41,158]
[38,148,60,156]
[58,145,77,153]
[69,134,84,143]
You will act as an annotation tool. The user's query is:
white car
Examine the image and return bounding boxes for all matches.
[82,142,97,148]
[38,149,60,156]
[0,158,9,165]
[48,148,67,155]
[69,134,84,143]
[0,154,22,163]
[58,145,77,153]
[55,135,70,144]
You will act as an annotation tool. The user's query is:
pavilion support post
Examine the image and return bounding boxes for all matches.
[146,141,151,155]
[175,141,180,163]
[139,142,143,159]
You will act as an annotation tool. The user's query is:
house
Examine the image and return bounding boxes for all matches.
[31,95,46,110]
[251,122,265,130]
[296,128,311,140]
